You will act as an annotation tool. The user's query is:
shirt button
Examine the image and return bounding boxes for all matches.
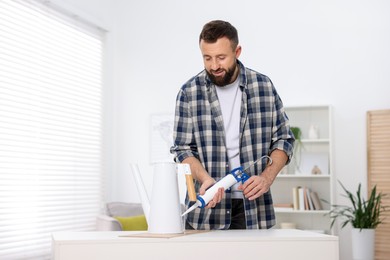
[227,211,230,214]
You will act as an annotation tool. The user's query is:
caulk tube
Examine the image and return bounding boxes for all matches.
[181,168,250,216]
[196,174,238,208]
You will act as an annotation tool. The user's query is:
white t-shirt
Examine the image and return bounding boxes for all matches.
[215,76,243,198]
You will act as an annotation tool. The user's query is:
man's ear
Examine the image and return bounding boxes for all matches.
[235,45,242,58]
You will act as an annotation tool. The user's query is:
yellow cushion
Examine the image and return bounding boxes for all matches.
[114,215,148,231]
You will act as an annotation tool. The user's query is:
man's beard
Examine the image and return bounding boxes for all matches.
[206,62,237,87]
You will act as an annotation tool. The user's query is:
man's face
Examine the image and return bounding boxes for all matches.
[200,37,241,87]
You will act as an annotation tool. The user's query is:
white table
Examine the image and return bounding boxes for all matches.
[52,229,339,260]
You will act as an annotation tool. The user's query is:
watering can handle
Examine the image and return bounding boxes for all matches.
[185,174,197,202]
[177,163,197,202]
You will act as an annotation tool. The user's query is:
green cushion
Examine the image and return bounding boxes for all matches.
[114,215,148,231]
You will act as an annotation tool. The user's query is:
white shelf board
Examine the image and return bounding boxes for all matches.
[301,139,329,143]
[277,174,330,179]
[275,208,330,214]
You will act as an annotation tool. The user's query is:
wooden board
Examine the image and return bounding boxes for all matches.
[367,109,390,260]
[119,230,209,239]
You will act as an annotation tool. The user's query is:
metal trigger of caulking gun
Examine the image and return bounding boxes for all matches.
[181,155,272,217]
[231,155,273,181]
[244,154,273,172]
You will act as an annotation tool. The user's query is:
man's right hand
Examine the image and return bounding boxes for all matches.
[199,178,224,209]
[182,156,224,208]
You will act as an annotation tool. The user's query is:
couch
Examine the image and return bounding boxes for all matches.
[96,202,145,231]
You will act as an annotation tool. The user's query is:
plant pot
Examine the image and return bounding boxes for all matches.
[351,228,375,260]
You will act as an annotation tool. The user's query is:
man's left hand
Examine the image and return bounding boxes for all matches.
[238,175,273,200]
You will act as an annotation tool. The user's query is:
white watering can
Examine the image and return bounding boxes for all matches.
[130,162,194,234]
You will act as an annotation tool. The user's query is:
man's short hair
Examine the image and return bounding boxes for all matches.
[199,20,239,50]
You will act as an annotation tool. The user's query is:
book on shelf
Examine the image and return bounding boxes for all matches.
[303,187,310,210]
[298,187,305,210]
[292,186,299,210]
[291,186,323,210]
[306,188,315,210]
[310,191,323,210]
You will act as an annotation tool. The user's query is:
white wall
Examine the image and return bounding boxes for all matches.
[58,1,390,259]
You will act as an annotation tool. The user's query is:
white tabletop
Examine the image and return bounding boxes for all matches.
[52,229,339,260]
[52,229,337,242]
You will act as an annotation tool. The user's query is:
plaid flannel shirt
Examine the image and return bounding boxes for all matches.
[171,60,294,230]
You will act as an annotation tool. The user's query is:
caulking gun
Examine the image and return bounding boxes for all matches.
[181,155,272,217]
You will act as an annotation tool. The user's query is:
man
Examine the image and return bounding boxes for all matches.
[171,20,294,230]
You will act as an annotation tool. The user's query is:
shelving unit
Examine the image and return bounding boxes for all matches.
[272,105,334,234]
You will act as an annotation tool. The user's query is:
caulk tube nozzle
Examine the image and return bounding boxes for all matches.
[181,173,238,217]
[181,201,200,217]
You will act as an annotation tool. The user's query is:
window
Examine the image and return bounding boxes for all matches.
[0,0,105,258]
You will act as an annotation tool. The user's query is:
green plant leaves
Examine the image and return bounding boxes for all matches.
[328,180,386,230]
[290,127,302,140]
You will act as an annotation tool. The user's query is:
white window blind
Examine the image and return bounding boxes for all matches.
[0,0,105,259]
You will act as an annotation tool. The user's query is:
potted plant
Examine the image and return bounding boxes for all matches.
[290,126,303,174]
[328,181,386,260]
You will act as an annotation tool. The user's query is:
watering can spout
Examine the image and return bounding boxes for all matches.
[129,164,151,223]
